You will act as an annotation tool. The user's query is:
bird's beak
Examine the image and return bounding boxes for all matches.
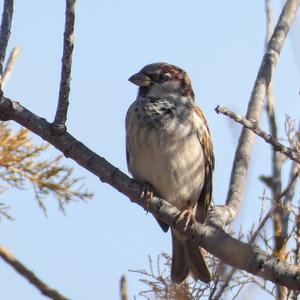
[128,72,152,87]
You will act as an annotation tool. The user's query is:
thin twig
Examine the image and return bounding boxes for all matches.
[212,267,236,300]
[253,169,299,243]
[215,105,300,164]
[52,0,76,133]
[0,245,70,300]
[214,165,299,299]
[0,0,14,81]
[1,46,20,88]
[208,0,300,228]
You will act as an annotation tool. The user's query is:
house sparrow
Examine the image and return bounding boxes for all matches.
[126,62,214,283]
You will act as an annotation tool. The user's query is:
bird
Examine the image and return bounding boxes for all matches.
[125,62,214,284]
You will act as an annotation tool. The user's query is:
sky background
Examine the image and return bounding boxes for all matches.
[0,1,300,299]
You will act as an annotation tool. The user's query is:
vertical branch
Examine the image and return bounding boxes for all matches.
[0,0,14,84]
[293,203,300,299]
[264,3,300,300]
[264,1,288,299]
[264,0,283,210]
[208,0,300,227]
[225,0,298,217]
[52,0,76,133]
[120,275,128,300]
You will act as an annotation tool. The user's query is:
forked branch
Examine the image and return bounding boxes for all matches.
[52,0,76,133]
[215,105,300,164]
[207,0,300,228]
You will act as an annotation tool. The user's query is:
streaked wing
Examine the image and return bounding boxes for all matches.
[193,106,214,223]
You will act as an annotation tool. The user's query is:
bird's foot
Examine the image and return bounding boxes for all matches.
[140,183,154,213]
[175,206,195,231]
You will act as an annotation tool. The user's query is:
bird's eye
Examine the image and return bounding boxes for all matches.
[158,73,170,82]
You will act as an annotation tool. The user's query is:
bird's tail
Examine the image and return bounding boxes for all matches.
[171,230,211,284]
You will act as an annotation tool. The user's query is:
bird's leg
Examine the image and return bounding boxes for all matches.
[140,182,154,213]
[175,205,195,231]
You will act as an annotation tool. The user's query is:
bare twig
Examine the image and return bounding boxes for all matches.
[213,162,299,299]
[0,246,69,300]
[253,169,299,244]
[208,0,300,228]
[120,275,128,300]
[0,0,14,81]
[273,161,299,258]
[212,267,236,300]
[215,105,300,164]
[52,0,76,133]
[1,46,20,88]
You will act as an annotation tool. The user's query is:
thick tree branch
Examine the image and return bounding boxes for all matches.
[52,0,76,133]
[0,245,69,300]
[215,105,300,164]
[208,0,300,228]
[0,0,14,81]
[0,97,299,290]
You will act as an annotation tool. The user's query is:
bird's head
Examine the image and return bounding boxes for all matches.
[129,62,195,100]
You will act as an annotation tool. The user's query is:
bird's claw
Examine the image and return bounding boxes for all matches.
[140,183,154,213]
[175,207,195,231]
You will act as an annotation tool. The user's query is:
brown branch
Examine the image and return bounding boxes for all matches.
[52,0,76,133]
[120,275,128,300]
[254,169,299,244]
[263,0,286,283]
[212,171,299,300]
[215,105,300,164]
[0,0,14,81]
[208,0,300,228]
[1,46,20,88]
[294,206,300,300]
[0,97,300,290]
[265,0,288,296]
[0,245,69,300]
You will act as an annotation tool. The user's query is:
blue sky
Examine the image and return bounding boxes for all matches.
[0,1,299,299]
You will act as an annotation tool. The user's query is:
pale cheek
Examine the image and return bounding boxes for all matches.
[147,82,183,98]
